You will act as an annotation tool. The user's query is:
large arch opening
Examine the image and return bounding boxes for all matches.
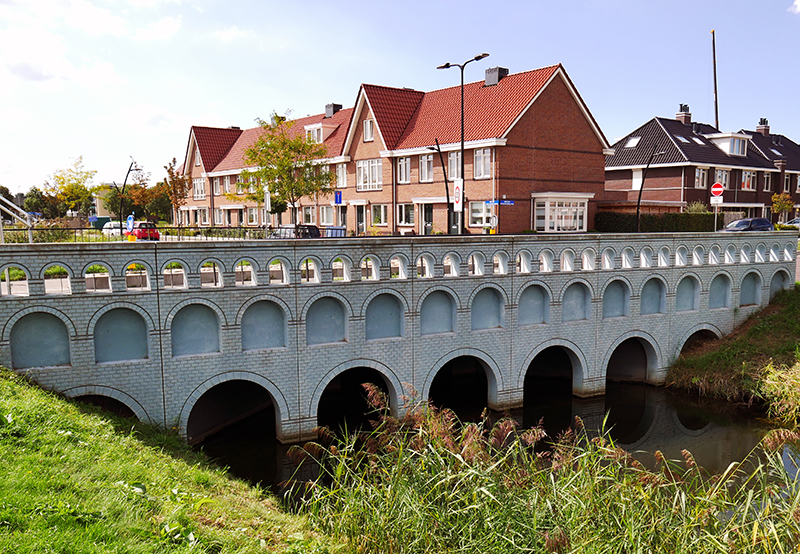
[186,380,278,489]
[317,367,390,433]
[429,356,489,423]
[523,346,575,436]
[681,329,719,354]
[606,337,651,383]
[74,395,136,419]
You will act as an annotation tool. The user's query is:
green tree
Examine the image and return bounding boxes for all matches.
[0,186,14,205]
[44,156,98,216]
[772,192,794,222]
[164,158,190,223]
[24,187,62,219]
[239,113,335,224]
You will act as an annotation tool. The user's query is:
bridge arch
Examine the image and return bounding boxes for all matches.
[640,275,668,315]
[708,270,733,309]
[469,284,506,330]
[418,287,460,336]
[739,270,763,307]
[4,305,77,340]
[769,268,793,299]
[237,297,289,351]
[424,348,502,412]
[676,323,723,359]
[389,252,410,279]
[235,294,293,325]
[159,257,190,273]
[329,254,354,281]
[81,260,116,277]
[674,272,701,312]
[195,257,227,274]
[165,298,227,327]
[362,289,407,340]
[39,262,74,280]
[63,385,151,422]
[517,280,552,326]
[601,330,662,384]
[519,338,588,396]
[358,254,382,281]
[600,276,633,319]
[559,278,594,322]
[266,256,292,284]
[7,307,75,369]
[303,292,352,345]
[87,301,156,334]
[116,258,155,277]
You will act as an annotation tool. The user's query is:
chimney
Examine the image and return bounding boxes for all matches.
[485,67,509,86]
[676,104,691,125]
[756,117,770,136]
[325,103,342,118]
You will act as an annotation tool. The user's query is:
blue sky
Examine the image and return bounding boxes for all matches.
[2,0,799,194]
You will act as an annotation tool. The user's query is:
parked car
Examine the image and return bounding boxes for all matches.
[717,218,774,232]
[784,217,800,228]
[101,221,123,236]
[124,221,160,241]
[269,224,321,239]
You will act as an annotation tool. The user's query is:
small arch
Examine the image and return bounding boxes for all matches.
[657,246,670,267]
[416,253,435,278]
[770,243,781,263]
[468,252,486,276]
[784,242,795,262]
[518,284,550,325]
[724,244,736,264]
[581,248,596,271]
[739,272,762,307]
[675,275,699,312]
[42,263,72,295]
[94,307,148,363]
[740,244,752,264]
[63,386,150,422]
[365,293,404,340]
[84,263,112,293]
[390,254,409,279]
[162,260,187,289]
[692,245,704,266]
[602,279,630,319]
[602,247,615,270]
[471,287,504,330]
[640,277,666,315]
[639,247,653,268]
[360,255,381,280]
[621,247,634,269]
[678,325,722,357]
[200,259,224,288]
[299,257,321,284]
[539,250,554,272]
[708,245,720,265]
[516,250,533,273]
[171,303,220,356]
[770,270,791,299]
[234,259,257,286]
[708,273,732,309]
[420,290,456,335]
[561,282,591,322]
[443,252,461,277]
[241,300,287,350]
[125,262,150,291]
[675,246,688,266]
[306,296,347,345]
[755,244,766,263]
[268,257,290,285]
[11,312,71,368]
[493,251,509,275]
[331,255,353,282]
[560,249,575,272]
[0,265,30,297]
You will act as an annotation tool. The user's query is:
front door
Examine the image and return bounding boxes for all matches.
[421,204,434,235]
[337,206,347,228]
[356,205,366,235]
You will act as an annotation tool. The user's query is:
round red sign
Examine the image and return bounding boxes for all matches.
[711,182,724,196]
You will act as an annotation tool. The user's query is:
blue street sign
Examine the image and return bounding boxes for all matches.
[335,191,342,205]
[485,200,515,206]
[126,214,134,232]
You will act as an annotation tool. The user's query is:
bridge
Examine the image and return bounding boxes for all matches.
[0,232,795,443]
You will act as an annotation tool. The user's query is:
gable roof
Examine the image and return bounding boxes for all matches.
[742,129,800,172]
[361,85,424,150]
[187,126,243,173]
[606,117,773,170]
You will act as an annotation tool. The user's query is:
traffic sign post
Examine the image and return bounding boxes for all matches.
[453,179,463,213]
[710,182,723,231]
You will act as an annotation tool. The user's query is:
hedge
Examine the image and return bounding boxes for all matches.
[594,212,716,233]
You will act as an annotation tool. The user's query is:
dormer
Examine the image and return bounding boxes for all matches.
[304,122,338,144]
[703,132,751,157]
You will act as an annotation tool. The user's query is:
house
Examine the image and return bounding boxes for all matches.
[178,64,610,234]
[603,106,796,220]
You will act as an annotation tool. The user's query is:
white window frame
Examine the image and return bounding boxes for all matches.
[247,207,258,225]
[715,169,729,189]
[336,163,347,188]
[474,148,491,179]
[363,119,374,142]
[198,208,209,225]
[397,204,414,226]
[397,157,410,184]
[302,206,316,224]
[306,128,322,143]
[356,159,382,191]
[213,177,220,196]
[448,151,461,180]
[213,208,223,225]
[731,138,747,156]
[192,178,206,200]
[531,195,590,233]
[419,154,433,182]
[764,172,771,192]
[469,201,493,227]
[741,171,756,191]
[694,167,707,189]
[223,176,231,194]
[248,176,256,193]
[320,205,334,226]
[786,173,793,192]
[371,204,388,226]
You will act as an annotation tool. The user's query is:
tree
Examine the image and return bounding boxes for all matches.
[239,113,335,224]
[44,156,98,216]
[24,187,62,219]
[772,192,794,222]
[164,158,190,223]
[0,186,14,205]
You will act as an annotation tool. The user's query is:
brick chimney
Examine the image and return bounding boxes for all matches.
[756,117,770,136]
[676,104,691,125]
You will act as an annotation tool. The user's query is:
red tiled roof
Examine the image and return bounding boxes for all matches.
[191,126,243,171]
[211,108,354,172]
[362,85,425,149]
[392,64,560,149]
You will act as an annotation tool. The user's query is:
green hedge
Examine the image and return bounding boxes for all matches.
[594,212,716,233]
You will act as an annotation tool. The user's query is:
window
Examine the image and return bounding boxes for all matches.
[675,135,690,144]
[764,172,771,192]
[419,154,433,182]
[213,177,220,195]
[247,207,258,225]
[302,206,315,224]
[336,205,347,227]
[371,204,388,226]
[474,148,491,179]
[198,208,209,225]
[195,149,200,165]
[320,205,334,226]
[694,168,707,189]
[363,119,374,142]
[306,128,322,143]
[692,137,705,146]
[192,178,205,200]
[248,176,256,193]
[469,201,492,227]
[397,157,410,183]
[223,176,231,194]
[532,195,590,232]
[715,169,729,189]
[786,173,792,193]
[741,171,756,191]
[624,136,641,148]
[214,208,223,225]
[398,204,414,225]
[356,159,382,191]
[336,164,347,188]
[448,151,461,180]
[730,138,747,156]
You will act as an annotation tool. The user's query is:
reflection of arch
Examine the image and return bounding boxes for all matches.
[675,324,723,360]
[600,331,662,384]
[670,407,713,436]
[308,359,404,417]
[178,371,290,442]
[423,348,502,408]
[519,339,587,395]
[63,385,151,422]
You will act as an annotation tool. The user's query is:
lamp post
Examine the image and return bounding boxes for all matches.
[635,146,666,232]
[438,52,489,234]
[428,139,453,234]
[110,160,138,241]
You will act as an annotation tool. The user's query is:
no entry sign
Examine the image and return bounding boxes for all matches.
[711,182,724,196]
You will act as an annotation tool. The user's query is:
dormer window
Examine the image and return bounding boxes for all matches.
[731,138,747,156]
[624,136,641,148]
[306,128,322,144]
[703,133,750,158]
[304,122,336,144]
[363,119,374,142]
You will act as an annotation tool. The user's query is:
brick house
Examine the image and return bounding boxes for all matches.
[603,106,800,220]
[178,64,610,234]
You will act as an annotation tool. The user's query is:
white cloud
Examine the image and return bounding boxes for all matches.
[211,25,255,42]
[133,15,181,41]
[61,0,129,36]
[125,0,182,7]
[791,1,800,14]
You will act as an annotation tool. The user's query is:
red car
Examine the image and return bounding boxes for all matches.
[125,221,160,241]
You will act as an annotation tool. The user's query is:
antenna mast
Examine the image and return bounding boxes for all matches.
[711,29,719,129]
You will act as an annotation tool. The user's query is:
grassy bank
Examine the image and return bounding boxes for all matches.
[0,369,338,553]
[294,393,800,553]
[669,287,800,425]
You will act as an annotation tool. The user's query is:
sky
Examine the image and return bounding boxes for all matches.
[2,0,800,194]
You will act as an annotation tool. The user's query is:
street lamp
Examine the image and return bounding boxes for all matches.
[635,146,666,232]
[438,52,489,234]
[428,139,453,234]
[110,160,138,240]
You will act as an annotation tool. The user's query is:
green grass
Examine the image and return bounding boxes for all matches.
[0,369,339,553]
